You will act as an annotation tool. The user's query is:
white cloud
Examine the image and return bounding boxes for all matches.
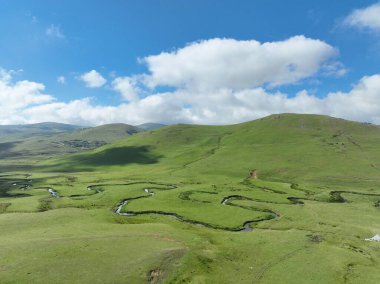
[6,74,380,126]
[3,36,380,126]
[142,36,342,90]
[325,74,380,123]
[20,93,192,126]
[344,3,380,32]
[57,76,66,84]
[80,70,107,88]
[0,69,12,82]
[46,24,65,39]
[0,68,54,124]
[112,76,140,101]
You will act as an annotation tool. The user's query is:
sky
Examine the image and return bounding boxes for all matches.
[1,0,380,126]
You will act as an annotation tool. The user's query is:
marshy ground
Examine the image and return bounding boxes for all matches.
[1,170,380,283]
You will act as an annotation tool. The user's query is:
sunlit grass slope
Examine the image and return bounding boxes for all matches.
[45,113,380,186]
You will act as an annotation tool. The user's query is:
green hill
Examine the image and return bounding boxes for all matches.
[46,113,380,186]
[0,123,142,159]
[52,123,141,143]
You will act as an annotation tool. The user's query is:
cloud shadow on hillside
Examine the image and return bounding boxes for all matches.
[60,145,162,168]
[0,141,22,158]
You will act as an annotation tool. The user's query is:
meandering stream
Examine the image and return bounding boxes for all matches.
[5,174,380,234]
[114,185,279,232]
[48,188,60,198]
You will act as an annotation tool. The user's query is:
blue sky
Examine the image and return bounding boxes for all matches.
[1,0,380,125]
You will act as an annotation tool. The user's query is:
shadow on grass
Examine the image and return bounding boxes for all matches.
[0,176,32,198]
[0,141,22,158]
[47,145,162,171]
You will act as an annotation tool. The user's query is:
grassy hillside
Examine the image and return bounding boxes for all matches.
[2,114,380,283]
[0,123,142,160]
[56,123,141,142]
[46,114,380,186]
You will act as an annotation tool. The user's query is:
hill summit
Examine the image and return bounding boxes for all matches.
[45,114,380,187]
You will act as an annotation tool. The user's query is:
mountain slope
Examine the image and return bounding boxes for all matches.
[52,123,141,143]
[44,114,380,186]
[0,123,142,159]
[0,122,82,143]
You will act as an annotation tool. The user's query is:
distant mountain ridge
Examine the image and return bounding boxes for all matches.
[0,122,82,137]
[0,121,166,133]
[0,122,165,159]
[136,123,167,131]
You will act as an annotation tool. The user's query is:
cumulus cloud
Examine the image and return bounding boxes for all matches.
[9,74,380,126]
[142,36,342,90]
[3,36,380,126]
[46,24,65,39]
[325,74,380,122]
[112,76,141,101]
[0,69,12,82]
[0,69,54,124]
[344,2,380,32]
[80,70,107,88]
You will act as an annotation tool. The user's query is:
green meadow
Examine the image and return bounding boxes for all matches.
[1,114,380,283]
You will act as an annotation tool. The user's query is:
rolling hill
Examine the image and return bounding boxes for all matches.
[46,113,380,186]
[51,123,141,143]
[0,123,142,159]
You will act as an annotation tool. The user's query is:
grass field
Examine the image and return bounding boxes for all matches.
[1,114,380,283]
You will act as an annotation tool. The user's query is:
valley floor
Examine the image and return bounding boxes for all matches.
[1,170,380,283]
